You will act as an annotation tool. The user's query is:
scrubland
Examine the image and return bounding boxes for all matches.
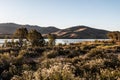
[0,40,120,80]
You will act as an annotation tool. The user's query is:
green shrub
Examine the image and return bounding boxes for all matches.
[85,48,104,58]
[46,50,59,58]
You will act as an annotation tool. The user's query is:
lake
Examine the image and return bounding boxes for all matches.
[0,39,108,45]
[54,39,108,44]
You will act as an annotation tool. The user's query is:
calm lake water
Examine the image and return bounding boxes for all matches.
[0,39,108,45]
[54,39,108,44]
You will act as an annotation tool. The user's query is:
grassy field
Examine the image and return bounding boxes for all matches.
[0,40,120,80]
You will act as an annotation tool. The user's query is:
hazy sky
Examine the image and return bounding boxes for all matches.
[0,0,120,31]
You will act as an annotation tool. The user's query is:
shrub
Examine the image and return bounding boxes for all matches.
[100,68,120,80]
[12,63,80,80]
[11,75,23,80]
[46,50,59,58]
[85,48,104,58]
[67,50,80,58]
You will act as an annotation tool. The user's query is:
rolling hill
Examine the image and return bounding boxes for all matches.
[0,23,109,39]
[52,26,109,39]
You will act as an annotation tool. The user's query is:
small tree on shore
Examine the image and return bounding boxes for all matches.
[14,27,28,47]
[107,31,120,41]
[27,29,44,47]
[47,33,56,46]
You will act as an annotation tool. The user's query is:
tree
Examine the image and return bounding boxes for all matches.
[47,33,56,46]
[14,27,28,47]
[107,31,120,41]
[27,29,44,47]
[107,32,114,40]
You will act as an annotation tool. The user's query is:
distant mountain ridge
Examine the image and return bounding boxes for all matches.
[0,23,109,39]
[0,23,60,34]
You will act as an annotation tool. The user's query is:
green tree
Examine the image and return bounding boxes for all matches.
[107,32,114,40]
[27,29,44,47]
[14,27,28,47]
[107,31,120,41]
[47,33,56,46]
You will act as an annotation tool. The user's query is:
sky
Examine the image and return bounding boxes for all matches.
[0,0,120,31]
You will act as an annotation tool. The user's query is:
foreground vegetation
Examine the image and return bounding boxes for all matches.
[0,39,120,80]
[1,28,120,80]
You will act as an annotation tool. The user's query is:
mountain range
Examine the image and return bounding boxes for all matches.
[0,23,109,39]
